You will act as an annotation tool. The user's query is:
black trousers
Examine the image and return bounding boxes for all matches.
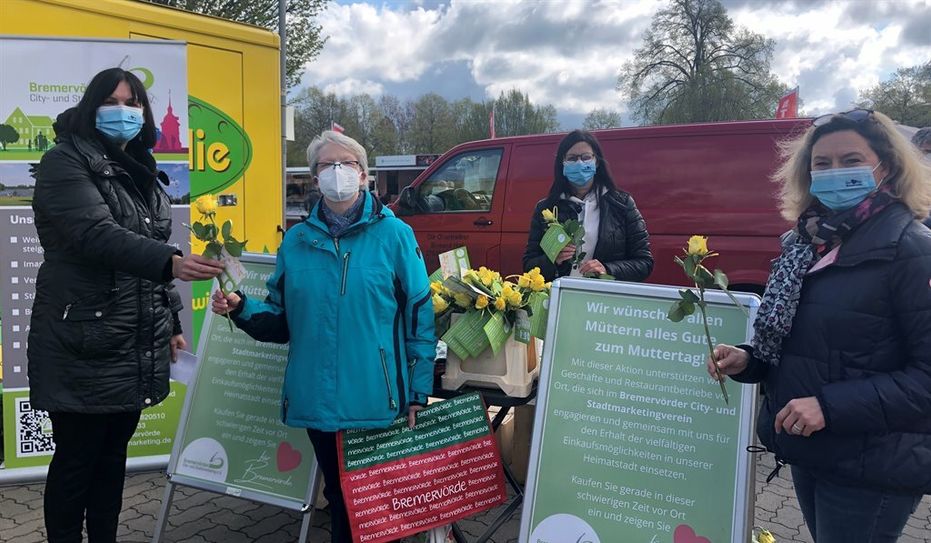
[44,410,141,543]
[306,429,353,543]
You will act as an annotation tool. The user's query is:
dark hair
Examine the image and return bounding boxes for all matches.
[913,127,931,148]
[547,129,617,201]
[69,68,157,148]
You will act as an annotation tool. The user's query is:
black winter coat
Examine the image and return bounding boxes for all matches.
[523,189,653,282]
[734,203,931,494]
[28,123,181,413]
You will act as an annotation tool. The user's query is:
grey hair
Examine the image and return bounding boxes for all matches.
[306,130,369,174]
[913,127,931,147]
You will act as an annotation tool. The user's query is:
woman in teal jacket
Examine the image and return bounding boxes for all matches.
[212,130,435,542]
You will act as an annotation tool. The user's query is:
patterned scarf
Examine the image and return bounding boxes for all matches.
[751,185,896,366]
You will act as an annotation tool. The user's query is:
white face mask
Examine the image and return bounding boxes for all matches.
[317,164,361,202]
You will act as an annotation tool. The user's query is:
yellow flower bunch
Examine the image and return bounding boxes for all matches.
[516,267,548,292]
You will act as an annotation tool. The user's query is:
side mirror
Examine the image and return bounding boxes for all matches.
[396,186,417,216]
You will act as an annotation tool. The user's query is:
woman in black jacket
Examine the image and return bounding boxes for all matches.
[29,68,223,543]
[711,110,931,543]
[522,130,653,281]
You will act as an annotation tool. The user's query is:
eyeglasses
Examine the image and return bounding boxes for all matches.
[316,160,361,172]
[563,153,595,163]
[812,108,873,127]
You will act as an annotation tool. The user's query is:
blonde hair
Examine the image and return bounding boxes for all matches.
[306,130,369,174]
[773,110,931,221]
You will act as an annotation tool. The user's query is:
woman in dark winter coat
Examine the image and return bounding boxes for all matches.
[711,110,931,543]
[29,68,223,543]
[522,129,653,281]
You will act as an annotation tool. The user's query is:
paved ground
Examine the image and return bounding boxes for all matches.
[2,451,929,543]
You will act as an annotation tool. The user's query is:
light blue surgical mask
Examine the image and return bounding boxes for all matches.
[563,159,597,186]
[809,163,883,211]
[96,105,144,144]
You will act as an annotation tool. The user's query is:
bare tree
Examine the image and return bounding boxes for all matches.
[618,0,786,125]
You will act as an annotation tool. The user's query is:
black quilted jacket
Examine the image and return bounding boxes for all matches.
[28,112,181,413]
[523,189,654,282]
[734,202,931,494]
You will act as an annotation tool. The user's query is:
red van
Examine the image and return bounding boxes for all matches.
[392,119,811,292]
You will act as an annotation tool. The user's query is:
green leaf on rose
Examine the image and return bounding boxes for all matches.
[679,288,700,303]
[203,241,223,259]
[714,269,750,316]
[224,240,243,257]
[192,222,209,241]
[667,299,696,322]
[694,264,715,288]
[221,220,232,242]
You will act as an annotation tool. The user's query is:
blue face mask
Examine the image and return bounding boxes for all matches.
[96,105,144,144]
[809,164,882,211]
[563,159,597,186]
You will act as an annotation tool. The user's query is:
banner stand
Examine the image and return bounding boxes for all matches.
[152,253,321,542]
[152,468,321,543]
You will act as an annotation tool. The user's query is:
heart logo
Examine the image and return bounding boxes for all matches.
[276,441,302,472]
[674,524,711,543]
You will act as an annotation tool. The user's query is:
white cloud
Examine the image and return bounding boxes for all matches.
[303,0,931,124]
[322,78,385,97]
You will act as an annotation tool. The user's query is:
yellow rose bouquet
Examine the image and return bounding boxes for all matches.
[666,235,747,404]
[436,266,551,361]
[188,194,248,330]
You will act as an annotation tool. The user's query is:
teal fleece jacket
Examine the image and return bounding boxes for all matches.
[232,192,436,431]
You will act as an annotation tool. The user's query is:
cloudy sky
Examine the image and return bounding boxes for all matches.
[300,0,931,128]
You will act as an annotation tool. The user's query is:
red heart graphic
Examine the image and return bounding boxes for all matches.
[276,441,302,472]
[674,524,711,543]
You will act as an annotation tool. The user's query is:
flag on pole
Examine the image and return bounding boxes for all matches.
[331,121,345,133]
[489,107,495,139]
[775,87,799,119]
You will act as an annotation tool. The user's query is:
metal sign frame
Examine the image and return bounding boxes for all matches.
[153,252,320,542]
[518,278,760,543]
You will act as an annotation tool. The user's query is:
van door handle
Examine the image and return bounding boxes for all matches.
[473,218,493,226]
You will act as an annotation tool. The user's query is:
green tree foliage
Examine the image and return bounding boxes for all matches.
[409,93,457,154]
[583,108,622,130]
[492,89,559,137]
[858,62,931,127]
[618,0,787,125]
[144,0,327,88]
[0,124,19,150]
[287,88,561,165]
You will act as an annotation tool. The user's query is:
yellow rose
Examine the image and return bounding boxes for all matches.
[494,297,507,311]
[453,293,472,309]
[541,208,556,222]
[475,295,489,310]
[430,281,444,295]
[686,235,709,257]
[517,274,531,289]
[477,266,499,287]
[432,294,449,313]
[531,274,547,292]
[194,194,218,216]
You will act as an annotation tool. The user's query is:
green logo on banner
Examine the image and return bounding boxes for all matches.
[188,96,253,197]
[128,66,155,89]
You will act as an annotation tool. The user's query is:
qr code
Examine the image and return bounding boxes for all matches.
[15,397,55,456]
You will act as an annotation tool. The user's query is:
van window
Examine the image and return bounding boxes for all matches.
[415,149,502,213]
